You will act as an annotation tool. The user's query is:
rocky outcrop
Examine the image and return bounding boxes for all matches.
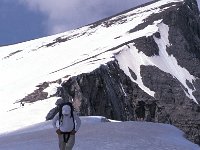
[46,0,200,145]
[20,79,62,103]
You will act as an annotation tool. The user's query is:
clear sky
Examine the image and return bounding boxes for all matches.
[0,0,153,46]
[0,0,199,46]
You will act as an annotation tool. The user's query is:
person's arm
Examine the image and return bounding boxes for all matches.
[74,112,81,132]
[52,113,59,129]
[52,113,62,134]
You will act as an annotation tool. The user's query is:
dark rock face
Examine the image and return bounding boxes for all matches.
[165,1,200,79]
[56,61,156,121]
[46,0,200,145]
[141,65,200,144]
[134,36,160,56]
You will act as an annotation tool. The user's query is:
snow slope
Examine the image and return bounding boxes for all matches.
[0,117,199,150]
[0,0,192,109]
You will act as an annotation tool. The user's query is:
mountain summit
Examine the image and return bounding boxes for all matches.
[0,0,200,145]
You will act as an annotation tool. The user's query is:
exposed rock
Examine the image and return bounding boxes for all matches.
[20,79,62,103]
[46,107,58,120]
[134,36,160,56]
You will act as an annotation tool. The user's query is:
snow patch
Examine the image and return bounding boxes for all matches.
[43,83,61,97]
[116,22,198,104]
[153,23,197,103]
[0,97,57,134]
[116,45,155,97]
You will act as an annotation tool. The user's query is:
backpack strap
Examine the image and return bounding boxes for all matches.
[71,111,75,131]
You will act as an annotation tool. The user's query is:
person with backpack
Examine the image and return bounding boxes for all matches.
[52,102,81,150]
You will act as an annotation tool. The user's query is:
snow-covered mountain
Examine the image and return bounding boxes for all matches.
[0,0,200,146]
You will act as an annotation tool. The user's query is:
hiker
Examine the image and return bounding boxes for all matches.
[52,102,81,150]
[20,102,25,107]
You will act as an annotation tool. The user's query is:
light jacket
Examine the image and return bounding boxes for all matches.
[52,112,81,132]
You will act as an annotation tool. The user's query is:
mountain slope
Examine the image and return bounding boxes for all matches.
[0,0,200,145]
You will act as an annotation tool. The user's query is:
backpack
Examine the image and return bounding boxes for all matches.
[58,102,75,126]
[58,102,75,143]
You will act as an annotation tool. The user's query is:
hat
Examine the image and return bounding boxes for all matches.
[62,105,71,115]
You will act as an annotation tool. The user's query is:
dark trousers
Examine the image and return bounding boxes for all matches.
[58,134,75,150]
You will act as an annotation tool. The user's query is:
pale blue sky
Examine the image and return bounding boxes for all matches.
[0,0,199,46]
[0,1,48,45]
